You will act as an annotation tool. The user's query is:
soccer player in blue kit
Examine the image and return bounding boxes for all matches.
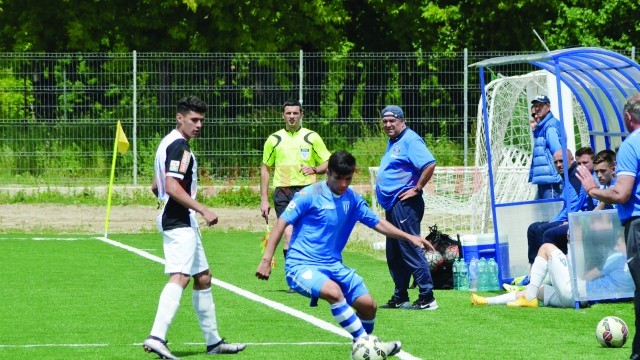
[255,150,434,357]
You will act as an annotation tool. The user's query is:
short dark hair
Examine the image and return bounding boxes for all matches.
[594,149,616,166]
[283,99,303,112]
[177,96,207,115]
[328,150,356,176]
[575,146,594,158]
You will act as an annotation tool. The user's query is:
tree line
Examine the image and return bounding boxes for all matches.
[0,0,637,53]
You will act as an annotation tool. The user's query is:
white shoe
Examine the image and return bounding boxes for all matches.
[143,336,178,359]
[381,340,402,357]
[206,339,247,355]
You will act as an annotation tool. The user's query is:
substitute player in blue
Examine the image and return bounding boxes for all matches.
[375,105,438,310]
[256,151,434,357]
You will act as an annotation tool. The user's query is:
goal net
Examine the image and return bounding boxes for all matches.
[474,70,590,230]
[367,70,591,237]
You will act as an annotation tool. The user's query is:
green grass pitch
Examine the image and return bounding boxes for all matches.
[0,231,634,359]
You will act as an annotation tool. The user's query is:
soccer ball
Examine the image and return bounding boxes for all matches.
[443,244,460,263]
[425,250,445,271]
[595,316,629,348]
[351,335,387,360]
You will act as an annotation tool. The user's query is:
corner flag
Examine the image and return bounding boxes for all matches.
[105,120,130,237]
[116,120,130,155]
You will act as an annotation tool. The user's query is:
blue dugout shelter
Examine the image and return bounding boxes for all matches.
[471,48,640,303]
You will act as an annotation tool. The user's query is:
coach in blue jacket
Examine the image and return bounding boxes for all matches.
[529,95,563,199]
[376,105,438,311]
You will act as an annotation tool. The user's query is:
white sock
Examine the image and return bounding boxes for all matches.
[526,256,548,301]
[487,292,517,305]
[193,288,222,346]
[150,282,183,340]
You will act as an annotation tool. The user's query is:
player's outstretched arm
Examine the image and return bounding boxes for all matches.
[373,218,435,252]
[256,217,287,280]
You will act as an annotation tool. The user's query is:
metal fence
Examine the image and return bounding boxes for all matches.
[0,49,634,186]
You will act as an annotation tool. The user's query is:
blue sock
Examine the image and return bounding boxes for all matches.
[330,299,365,340]
[361,317,375,335]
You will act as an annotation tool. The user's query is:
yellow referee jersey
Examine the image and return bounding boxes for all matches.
[262,127,331,187]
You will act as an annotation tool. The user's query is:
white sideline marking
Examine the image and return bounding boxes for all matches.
[0,344,108,348]
[169,341,349,346]
[0,341,348,349]
[0,237,88,241]
[96,236,421,360]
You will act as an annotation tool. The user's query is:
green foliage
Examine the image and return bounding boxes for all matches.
[424,133,465,166]
[207,187,261,207]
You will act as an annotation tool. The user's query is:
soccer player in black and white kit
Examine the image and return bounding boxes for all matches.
[143,96,246,359]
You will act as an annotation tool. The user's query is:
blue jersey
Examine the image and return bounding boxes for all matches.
[552,162,592,222]
[586,252,634,294]
[376,128,436,210]
[616,128,640,223]
[597,177,617,210]
[281,181,380,267]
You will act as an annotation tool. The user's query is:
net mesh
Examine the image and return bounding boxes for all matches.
[368,70,592,235]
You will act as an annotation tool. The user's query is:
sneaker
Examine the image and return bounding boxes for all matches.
[506,295,538,308]
[471,293,487,306]
[379,297,411,309]
[409,296,438,310]
[206,339,247,355]
[143,336,178,359]
[381,340,402,357]
[502,283,525,292]
[511,275,530,286]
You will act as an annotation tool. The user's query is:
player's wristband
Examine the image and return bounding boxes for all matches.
[312,167,317,174]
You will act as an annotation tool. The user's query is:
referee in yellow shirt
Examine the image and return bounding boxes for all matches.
[260,100,332,265]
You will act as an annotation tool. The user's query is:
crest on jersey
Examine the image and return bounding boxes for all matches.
[391,145,401,158]
[286,201,297,212]
[300,148,310,160]
[343,201,350,213]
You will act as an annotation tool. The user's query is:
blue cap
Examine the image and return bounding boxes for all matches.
[531,95,551,104]
[381,105,404,119]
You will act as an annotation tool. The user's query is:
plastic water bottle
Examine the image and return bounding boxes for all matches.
[452,258,459,290]
[459,259,469,291]
[488,258,500,291]
[478,257,489,291]
[468,257,479,291]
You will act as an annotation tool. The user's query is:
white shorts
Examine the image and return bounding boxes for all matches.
[162,226,209,276]
[542,249,574,308]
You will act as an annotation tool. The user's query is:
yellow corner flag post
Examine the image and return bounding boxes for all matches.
[104,120,130,237]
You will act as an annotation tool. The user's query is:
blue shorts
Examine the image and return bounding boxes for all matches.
[285,262,369,306]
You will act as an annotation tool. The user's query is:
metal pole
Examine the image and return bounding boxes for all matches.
[632,46,636,62]
[299,50,304,105]
[464,48,469,167]
[133,50,138,185]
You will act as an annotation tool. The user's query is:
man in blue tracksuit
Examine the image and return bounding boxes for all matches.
[376,105,438,310]
[529,95,563,199]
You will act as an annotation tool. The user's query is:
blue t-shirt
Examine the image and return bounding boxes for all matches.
[552,162,592,222]
[597,177,617,210]
[375,128,436,210]
[586,252,634,294]
[615,128,640,223]
[281,181,380,267]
